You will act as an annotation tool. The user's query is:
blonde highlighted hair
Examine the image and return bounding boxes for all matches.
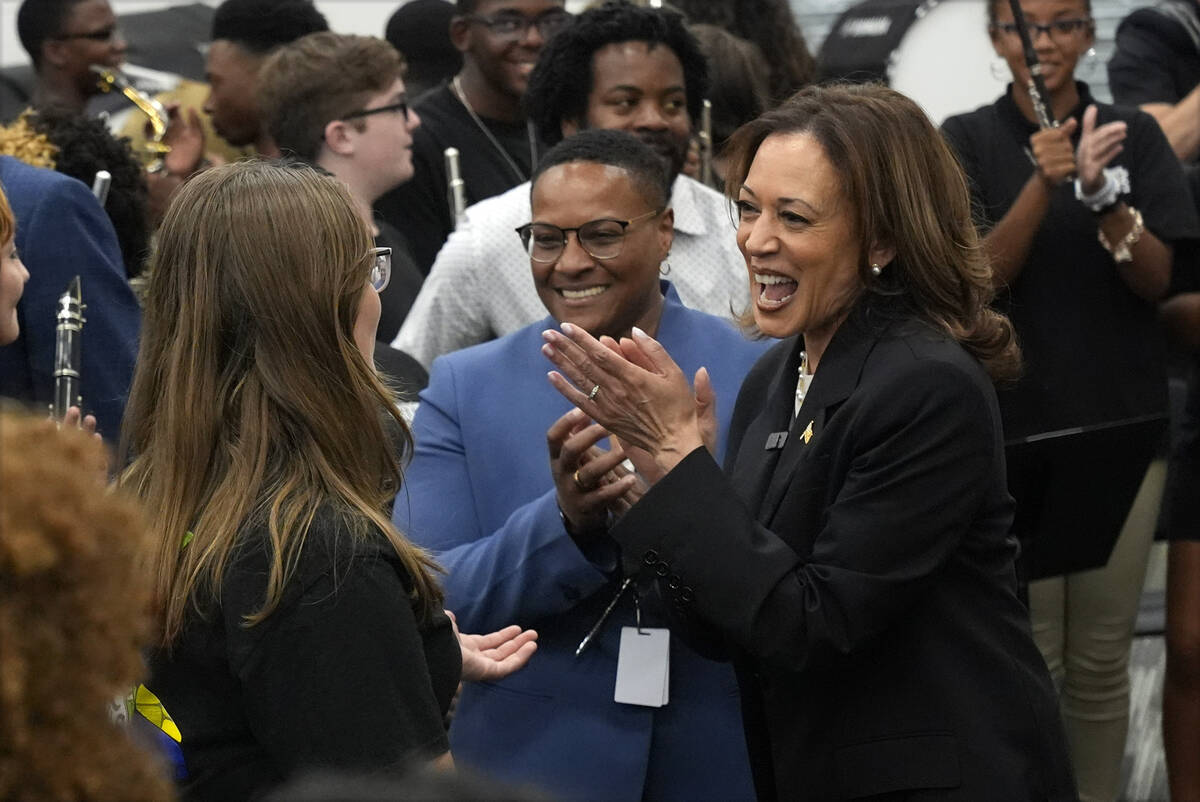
[121,160,442,648]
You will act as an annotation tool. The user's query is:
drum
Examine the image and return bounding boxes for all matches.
[817,0,1008,125]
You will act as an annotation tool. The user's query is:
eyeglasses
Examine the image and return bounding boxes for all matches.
[369,247,392,292]
[464,10,573,42]
[54,25,121,42]
[342,100,410,123]
[515,209,661,263]
[993,18,1092,39]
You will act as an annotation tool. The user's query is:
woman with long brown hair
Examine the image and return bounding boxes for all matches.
[542,84,1076,800]
[122,160,535,800]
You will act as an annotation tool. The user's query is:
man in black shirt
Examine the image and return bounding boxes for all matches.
[374,0,571,276]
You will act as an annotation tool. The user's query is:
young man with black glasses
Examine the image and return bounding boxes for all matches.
[374,0,571,277]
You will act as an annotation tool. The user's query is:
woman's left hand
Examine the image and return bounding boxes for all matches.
[448,611,538,683]
[542,323,711,477]
[1076,104,1128,195]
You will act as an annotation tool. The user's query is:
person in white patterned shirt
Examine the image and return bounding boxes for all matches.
[393,0,749,368]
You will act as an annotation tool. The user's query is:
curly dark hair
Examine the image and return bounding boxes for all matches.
[668,0,815,102]
[524,0,709,148]
[0,407,174,801]
[531,129,672,209]
[211,0,329,54]
[28,106,150,278]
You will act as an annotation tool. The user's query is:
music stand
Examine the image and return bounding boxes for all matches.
[1006,414,1166,581]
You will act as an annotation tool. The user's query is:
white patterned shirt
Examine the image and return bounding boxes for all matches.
[392,174,750,368]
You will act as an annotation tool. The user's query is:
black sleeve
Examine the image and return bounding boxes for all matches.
[1109,9,1193,106]
[374,129,453,277]
[223,538,453,775]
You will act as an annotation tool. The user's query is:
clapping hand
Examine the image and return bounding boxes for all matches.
[1075,104,1127,195]
[449,611,538,683]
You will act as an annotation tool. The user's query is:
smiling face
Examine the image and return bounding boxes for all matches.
[736,132,876,342]
[0,237,30,346]
[203,40,265,147]
[462,0,566,101]
[529,161,672,338]
[564,41,692,178]
[990,0,1093,98]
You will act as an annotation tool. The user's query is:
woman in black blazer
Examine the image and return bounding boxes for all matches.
[541,84,1077,801]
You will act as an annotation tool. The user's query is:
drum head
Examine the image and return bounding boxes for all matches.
[888,0,1009,124]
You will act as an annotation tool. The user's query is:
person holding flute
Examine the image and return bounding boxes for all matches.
[941,0,1198,798]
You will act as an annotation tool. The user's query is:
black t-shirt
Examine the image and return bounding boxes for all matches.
[146,509,460,802]
[942,83,1200,440]
[373,83,541,276]
[1109,2,1200,109]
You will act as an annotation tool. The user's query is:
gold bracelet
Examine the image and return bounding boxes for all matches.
[1098,206,1144,264]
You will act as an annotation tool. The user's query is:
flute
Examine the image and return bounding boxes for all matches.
[445,147,468,230]
[51,276,85,421]
[699,99,713,187]
[1006,0,1055,130]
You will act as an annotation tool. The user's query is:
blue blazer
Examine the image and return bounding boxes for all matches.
[395,283,767,801]
[0,156,139,441]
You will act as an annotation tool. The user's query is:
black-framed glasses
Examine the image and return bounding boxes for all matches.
[342,100,410,123]
[368,247,392,292]
[515,209,662,263]
[993,18,1091,38]
[463,10,573,41]
[54,25,121,42]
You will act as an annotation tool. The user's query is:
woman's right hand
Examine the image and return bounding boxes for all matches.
[1029,117,1079,186]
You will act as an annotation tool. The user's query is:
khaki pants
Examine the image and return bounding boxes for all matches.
[1029,460,1165,802]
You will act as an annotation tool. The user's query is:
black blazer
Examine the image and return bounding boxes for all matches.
[612,300,1077,801]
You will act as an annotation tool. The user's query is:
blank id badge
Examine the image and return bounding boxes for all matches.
[614,626,670,707]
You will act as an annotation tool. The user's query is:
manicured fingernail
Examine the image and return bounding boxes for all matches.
[632,326,647,338]
[561,322,575,335]
[541,344,553,356]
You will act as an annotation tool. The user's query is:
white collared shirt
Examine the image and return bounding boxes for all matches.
[393,174,750,368]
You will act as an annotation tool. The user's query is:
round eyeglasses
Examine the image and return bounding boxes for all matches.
[515,209,662,263]
[369,247,392,292]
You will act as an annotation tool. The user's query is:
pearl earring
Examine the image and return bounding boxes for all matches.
[871,263,882,276]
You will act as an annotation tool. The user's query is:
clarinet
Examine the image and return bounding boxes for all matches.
[51,276,85,421]
[1006,0,1055,130]
[445,147,468,230]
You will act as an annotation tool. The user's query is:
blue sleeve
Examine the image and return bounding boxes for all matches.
[13,174,139,441]
[394,357,613,633]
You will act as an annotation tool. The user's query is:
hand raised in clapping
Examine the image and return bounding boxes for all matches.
[547,407,640,535]
[1075,104,1127,195]
[1029,117,1079,186]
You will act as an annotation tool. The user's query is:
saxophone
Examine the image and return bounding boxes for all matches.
[51,277,85,421]
[89,65,171,162]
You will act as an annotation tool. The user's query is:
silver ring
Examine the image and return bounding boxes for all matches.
[587,384,601,401]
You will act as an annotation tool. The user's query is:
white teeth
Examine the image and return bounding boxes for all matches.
[754,273,795,285]
[561,286,606,299]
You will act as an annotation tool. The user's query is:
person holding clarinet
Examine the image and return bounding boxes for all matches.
[942,1,1199,798]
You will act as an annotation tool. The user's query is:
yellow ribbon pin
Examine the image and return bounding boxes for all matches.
[802,420,814,444]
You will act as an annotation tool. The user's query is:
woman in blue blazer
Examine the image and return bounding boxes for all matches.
[394,130,767,801]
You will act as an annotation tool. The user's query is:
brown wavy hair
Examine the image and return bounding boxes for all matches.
[120,160,443,649]
[724,83,1021,381]
[0,408,173,801]
[0,182,13,246]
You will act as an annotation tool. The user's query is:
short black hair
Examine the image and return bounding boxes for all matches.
[531,129,671,210]
[27,106,150,278]
[211,0,329,55]
[17,0,87,69]
[524,0,709,147]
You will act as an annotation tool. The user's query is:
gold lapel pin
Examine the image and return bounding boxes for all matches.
[802,420,814,444]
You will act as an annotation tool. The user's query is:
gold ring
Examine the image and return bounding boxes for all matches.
[573,469,587,490]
